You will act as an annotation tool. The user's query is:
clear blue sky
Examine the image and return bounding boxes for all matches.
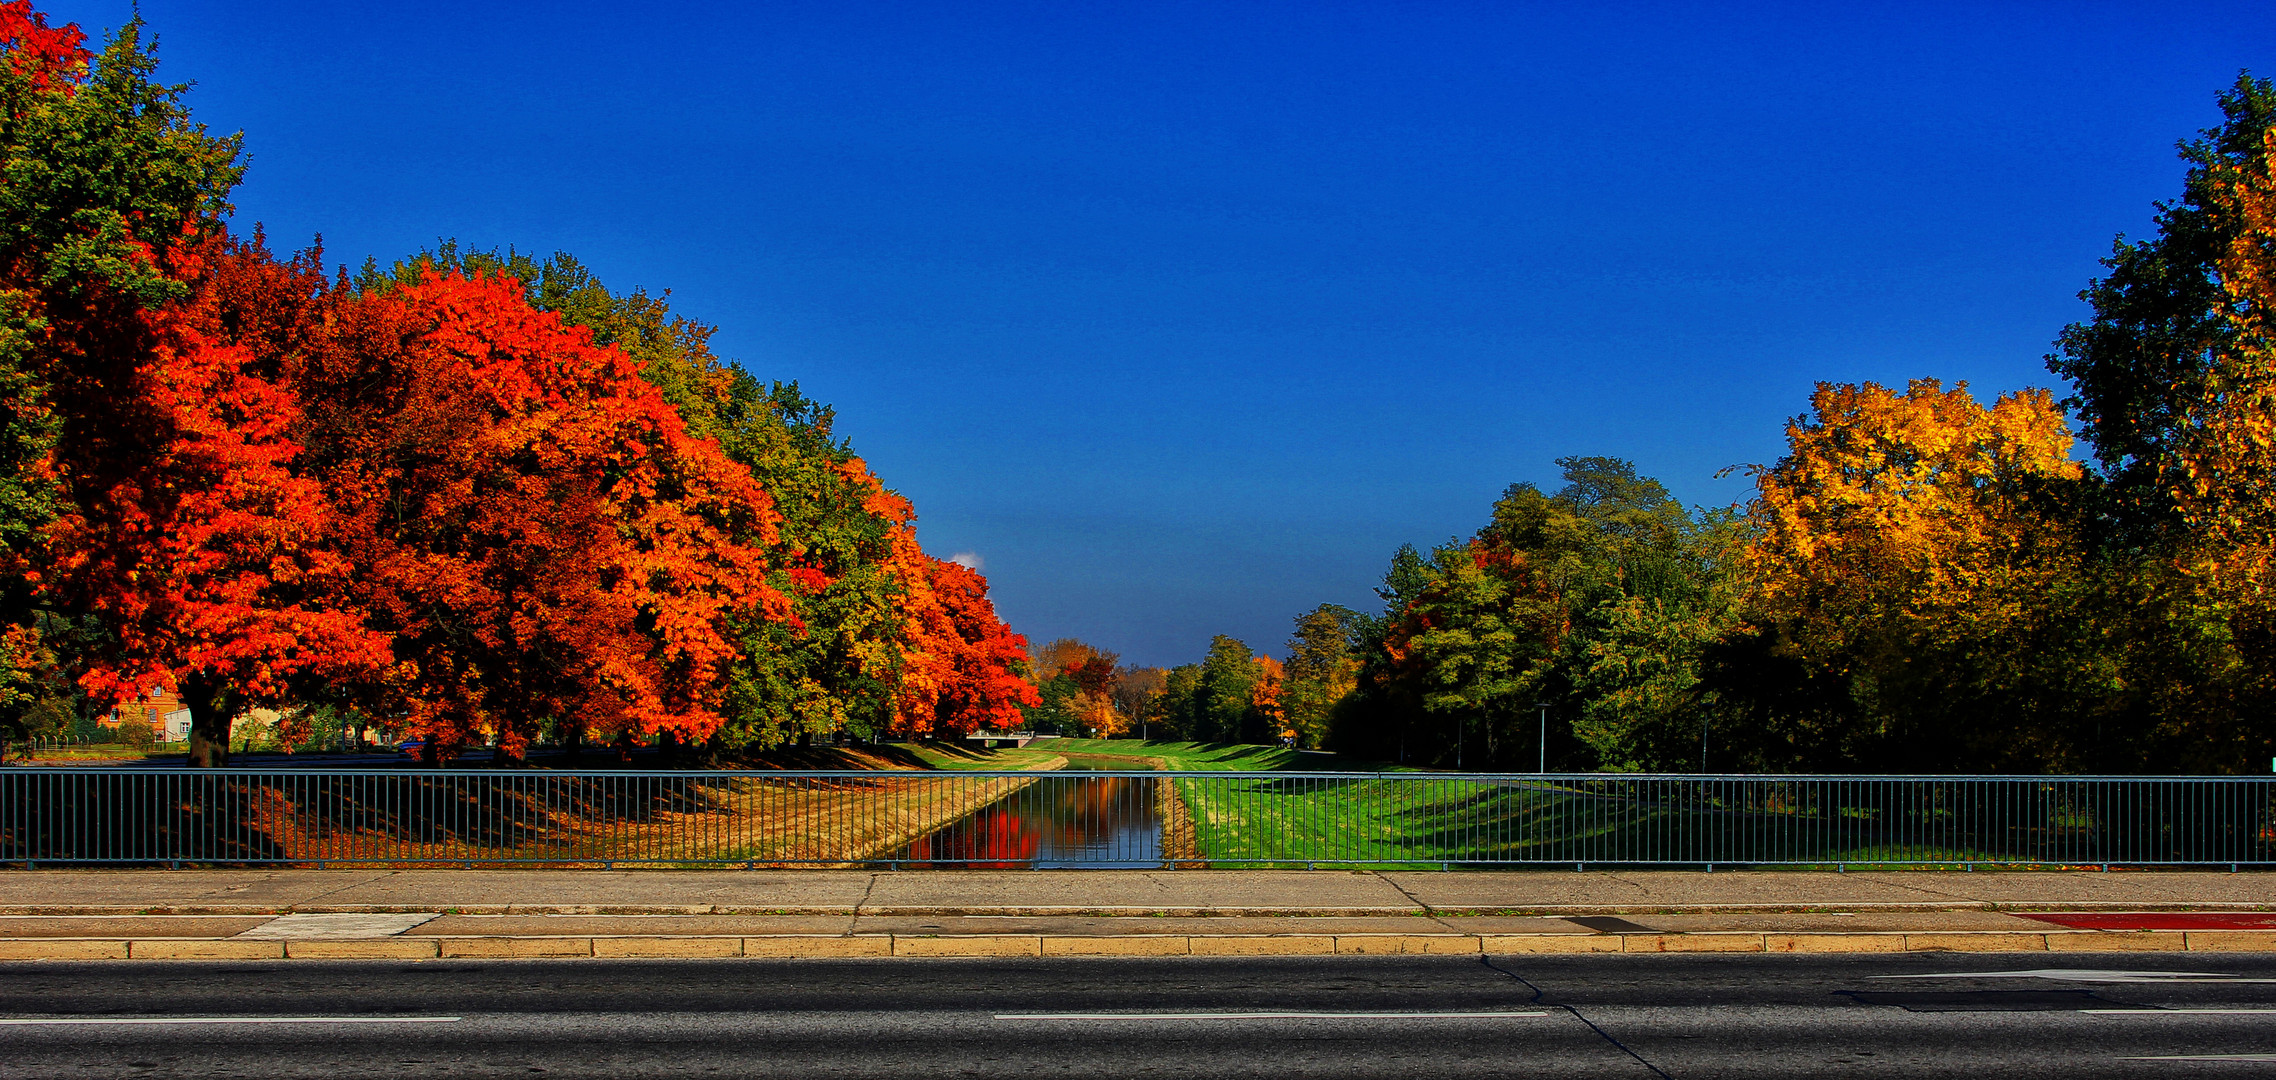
[48,0,2276,667]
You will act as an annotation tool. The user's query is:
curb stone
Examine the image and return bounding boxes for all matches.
[0,929,2263,959]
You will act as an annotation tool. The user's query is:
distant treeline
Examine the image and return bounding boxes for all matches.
[1109,75,2276,776]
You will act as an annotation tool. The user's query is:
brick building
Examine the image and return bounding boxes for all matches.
[105,686,190,742]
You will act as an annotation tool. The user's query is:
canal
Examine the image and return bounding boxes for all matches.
[894,762,1163,868]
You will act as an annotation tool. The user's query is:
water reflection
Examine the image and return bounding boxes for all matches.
[898,775,1162,868]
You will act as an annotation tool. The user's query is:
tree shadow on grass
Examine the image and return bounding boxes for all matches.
[0,771,782,864]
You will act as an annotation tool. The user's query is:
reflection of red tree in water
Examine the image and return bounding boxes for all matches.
[905,806,1040,868]
[900,778,1160,867]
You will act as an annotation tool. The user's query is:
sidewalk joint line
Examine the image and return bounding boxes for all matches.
[850,871,879,932]
[1371,871,1439,922]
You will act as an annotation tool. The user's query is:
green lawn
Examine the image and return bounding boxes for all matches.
[1164,773,2051,868]
[1019,745,2068,868]
[892,741,1068,771]
[1040,737,1402,772]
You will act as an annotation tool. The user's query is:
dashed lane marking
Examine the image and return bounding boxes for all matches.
[0,1016,461,1026]
[2085,1009,2276,1015]
[1877,969,2276,984]
[996,1011,1549,1020]
[2125,1054,2276,1062]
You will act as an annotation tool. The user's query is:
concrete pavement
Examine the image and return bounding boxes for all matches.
[0,868,2269,958]
[4,867,2274,915]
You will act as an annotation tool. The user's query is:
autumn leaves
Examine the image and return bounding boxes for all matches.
[0,3,1036,764]
[1290,78,2276,775]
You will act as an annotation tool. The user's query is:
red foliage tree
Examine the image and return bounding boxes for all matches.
[40,233,389,765]
[0,0,85,91]
[294,266,790,759]
[881,540,1038,737]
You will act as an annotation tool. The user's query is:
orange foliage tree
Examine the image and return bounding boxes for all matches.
[1250,654,1285,737]
[809,456,1037,740]
[1030,637,1127,734]
[886,547,1039,737]
[354,247,925,752]
[293,266,790,759]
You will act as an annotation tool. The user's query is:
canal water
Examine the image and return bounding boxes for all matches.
[894,769,1163,868]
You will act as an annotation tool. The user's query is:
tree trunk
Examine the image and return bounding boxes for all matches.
[182,674,235,768]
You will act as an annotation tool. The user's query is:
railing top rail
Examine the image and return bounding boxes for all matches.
[2,767,2272,782]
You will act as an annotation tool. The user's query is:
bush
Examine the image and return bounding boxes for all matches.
[19,696,71,740]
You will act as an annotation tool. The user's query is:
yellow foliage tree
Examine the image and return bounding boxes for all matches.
[1074,691,1127,736]
[1741,379,2091,767]
[2176,126,2276,594]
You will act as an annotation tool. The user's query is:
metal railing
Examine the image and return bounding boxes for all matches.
[1,769,2271,868]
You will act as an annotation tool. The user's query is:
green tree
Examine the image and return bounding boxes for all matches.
[1281,604,1359,749]
[2033,72,2276,772]
[1336,457,1727,770]
[1112,665,1167,737]
[0,9,246,755]
[2050,73,2276,537]
[1154,663,1203,740]
[1193,635,1260,743]
[1572,510,1745,771]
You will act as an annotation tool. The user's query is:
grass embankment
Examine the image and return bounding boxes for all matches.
[579,763,1064,867]
[893,742,1070,772]
[1023,740,2021,868]
[179,741,1069,868]
[1158,771,2023,869]
[1033,739,1452,866]
[1039,739,1318,771]
[561,742,1070,865]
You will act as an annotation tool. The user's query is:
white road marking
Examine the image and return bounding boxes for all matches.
[1878,969,2276,984]
[0,1016,461,1026]
[2085,1009,2276,1015]
[996,1011,1549,1020]
[2125,1054,2276,1061]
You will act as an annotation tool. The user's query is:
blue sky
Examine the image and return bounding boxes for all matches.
[48,0,2276,666]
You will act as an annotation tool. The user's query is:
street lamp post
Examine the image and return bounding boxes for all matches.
[1536,702,1548,774]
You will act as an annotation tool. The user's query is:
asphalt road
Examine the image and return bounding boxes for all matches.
[2,953,2274,1077]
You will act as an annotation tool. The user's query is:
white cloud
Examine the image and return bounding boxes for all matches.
[948,551,984,571]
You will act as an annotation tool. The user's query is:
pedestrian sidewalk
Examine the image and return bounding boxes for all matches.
[0,868,2270,960]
